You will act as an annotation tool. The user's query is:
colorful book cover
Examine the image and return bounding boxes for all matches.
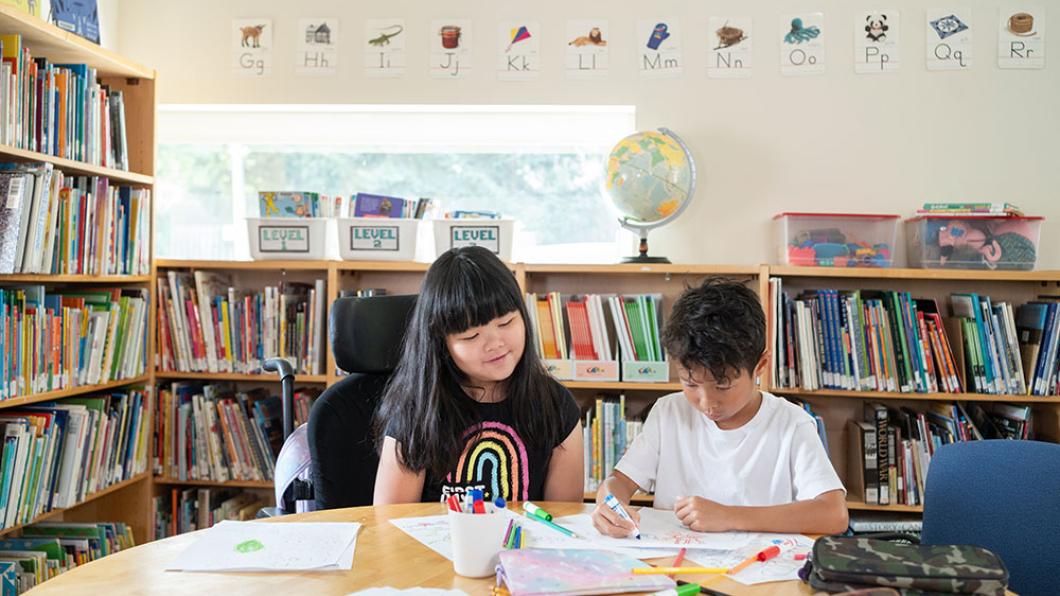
[258,191,318,218]
[353,193,406,218]
[51,0,100,44]
[497,549,674,596]
[0,560,15,596]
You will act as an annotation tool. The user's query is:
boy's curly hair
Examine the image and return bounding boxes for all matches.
[662,277,765,383]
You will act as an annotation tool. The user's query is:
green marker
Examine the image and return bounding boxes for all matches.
[522,502,553,521]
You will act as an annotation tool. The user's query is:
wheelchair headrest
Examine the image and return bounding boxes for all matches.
[330,294,417,375]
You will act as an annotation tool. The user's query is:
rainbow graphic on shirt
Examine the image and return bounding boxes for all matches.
[447,422,530,501]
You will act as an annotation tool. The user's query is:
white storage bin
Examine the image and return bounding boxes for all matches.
[433,219,515,261]
[247,217,327,260]
[336,218,421,261]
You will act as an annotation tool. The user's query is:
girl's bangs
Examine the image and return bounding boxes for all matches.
[431,259,523,335]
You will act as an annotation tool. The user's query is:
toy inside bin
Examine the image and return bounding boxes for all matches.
[774,213,899,268]
[906,215,1042,270]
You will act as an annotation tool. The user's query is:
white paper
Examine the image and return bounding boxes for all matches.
[431,19,472,78]
[708,17,752,78]
[998,5,1045,69]
[780,13,826,75]
[232,19,272,77]
[553,509,755,551]
[391,515,454,560]
[566,20,609,78]
[365,19,406,77]
[687,533,814,586]
[855,10,901,73]
[167,521,361,571]
[926,9,973,70]
[637,18,683,77]
[498,21,541,80]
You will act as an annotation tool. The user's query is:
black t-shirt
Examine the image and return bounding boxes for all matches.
[419,383,581,503]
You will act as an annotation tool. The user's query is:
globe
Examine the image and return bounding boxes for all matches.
[604,128,697,263]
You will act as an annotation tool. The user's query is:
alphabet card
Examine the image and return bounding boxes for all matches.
[365,19,406,77]
[637,18,682,78]
[999,5,1045,68]
[855,10,900,73]
[780,12,825,75]
[566,20,609,78]
[432,19,472,78]
[708,17,752,78]
[232,18,272,77]
[926,9,972,70]
[297,18,338,76]
[498,21,540,80]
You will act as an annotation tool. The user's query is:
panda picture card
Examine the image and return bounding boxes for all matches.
[855,10,901,73]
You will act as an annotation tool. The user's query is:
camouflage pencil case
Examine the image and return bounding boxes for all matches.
[804,535,1008,595]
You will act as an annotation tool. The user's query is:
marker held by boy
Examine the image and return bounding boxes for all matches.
[523,502,552,521]
[603,493,641,539]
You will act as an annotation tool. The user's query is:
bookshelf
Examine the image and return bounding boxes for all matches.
[152,259,1060,520]
[0,7,157,555]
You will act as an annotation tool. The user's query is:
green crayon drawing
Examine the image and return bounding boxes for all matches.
[235,539,265,553]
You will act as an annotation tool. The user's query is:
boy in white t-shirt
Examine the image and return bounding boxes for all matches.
[592,278,848,536]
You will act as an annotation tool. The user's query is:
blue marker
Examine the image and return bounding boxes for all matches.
[494,497,507,510]
[604,493,642,540]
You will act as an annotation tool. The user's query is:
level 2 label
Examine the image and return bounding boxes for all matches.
[351,225,400,251]
[260,226,309,252]
[450,226,500,252]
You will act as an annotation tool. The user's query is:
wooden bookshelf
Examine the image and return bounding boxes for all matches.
[155,371,328,384]
[563,381,681,392]
[156,259,331,272]
[846,500,924,513]
[154,477,274,490]
[769,265,1060,283]
[774,387,1059,404]
[0,10,158,556]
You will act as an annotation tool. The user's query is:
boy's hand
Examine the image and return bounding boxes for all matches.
[675,496,735,532]
[591,500,641,538]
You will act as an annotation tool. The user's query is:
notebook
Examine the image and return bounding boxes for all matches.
[496,549,674,596]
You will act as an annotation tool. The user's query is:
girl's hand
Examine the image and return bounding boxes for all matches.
[674,496,735,532]
[591,500,641,538]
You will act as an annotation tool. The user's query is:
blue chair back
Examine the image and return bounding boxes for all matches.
[922,440,1060,596]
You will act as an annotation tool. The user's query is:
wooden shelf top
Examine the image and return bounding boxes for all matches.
[155,371,328,384]
[0,472,150,538]
[0,374,151,409]
[0,144,155,184]
[563,381,681,392]
[524,263,761,276]
[0,273,151,284]
[155,259,330,271]
[847,500,923,513]
[774,387,1059,404]
[154,477,274,489]
[334,261,432,272]
[769,266,1060,282]
[0,5,154,79]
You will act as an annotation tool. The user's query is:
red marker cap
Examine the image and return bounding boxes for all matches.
[757,546,781,561]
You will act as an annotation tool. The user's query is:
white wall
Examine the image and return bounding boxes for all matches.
[116,0,1060,267]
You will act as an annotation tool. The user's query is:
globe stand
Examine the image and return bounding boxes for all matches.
[622,229,670,264]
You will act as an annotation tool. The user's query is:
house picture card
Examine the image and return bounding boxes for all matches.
[297,17,338,76]
[498,20,541,80]
[926,9,972,70]
[566,20,609,78]
[637,18,682,78]
[708,16,752,78]
[780,12,825,75]
[431,19,472,78]
[232,18,272,77]
[998,5,1045,68]
[855,10,901,73]
[365,19,406,77]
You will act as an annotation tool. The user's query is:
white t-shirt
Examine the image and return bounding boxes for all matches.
[615,391,845,510]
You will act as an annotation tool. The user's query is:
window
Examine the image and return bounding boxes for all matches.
[156,105,637,261]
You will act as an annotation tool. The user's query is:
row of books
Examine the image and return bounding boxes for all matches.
[848,401,1032,506]
[1017,300,1060,396]
[0,36,129,170]
[583,396,643,492]
[0,164,150,276]
[0,388,151,529]
[153,488,266,539]
[157,271,326,376]
[917,202,1023,217]
[0,521,135,594]
[153,382,319,483]
[0,286,149,400]
[525,293,663,363]
[258,191,437,220]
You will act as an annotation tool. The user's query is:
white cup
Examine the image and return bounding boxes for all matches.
[447,509,510,578]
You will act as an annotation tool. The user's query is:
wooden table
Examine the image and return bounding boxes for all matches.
[29,503,816,596]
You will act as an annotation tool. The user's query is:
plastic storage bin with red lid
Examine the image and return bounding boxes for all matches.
[906,214,1042,270]
[774,212,899,268]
